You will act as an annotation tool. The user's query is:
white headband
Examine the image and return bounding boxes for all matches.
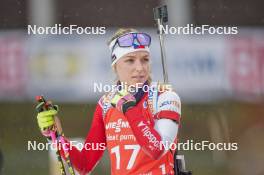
[109,36,150,66]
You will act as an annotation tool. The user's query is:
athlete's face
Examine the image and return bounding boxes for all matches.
[115,51,150,86]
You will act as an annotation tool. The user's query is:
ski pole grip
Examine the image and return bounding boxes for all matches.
[35,95,54,110]
[153,5,168,23]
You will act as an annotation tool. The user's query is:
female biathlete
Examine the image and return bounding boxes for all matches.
[36,28,182,175]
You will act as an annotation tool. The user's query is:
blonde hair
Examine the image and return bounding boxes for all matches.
[108,28,152,84]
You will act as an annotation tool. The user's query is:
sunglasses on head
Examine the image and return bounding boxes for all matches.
[111,32,151,51]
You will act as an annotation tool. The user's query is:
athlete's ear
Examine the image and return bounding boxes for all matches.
[112,64,117,73]
[112,64,119,82]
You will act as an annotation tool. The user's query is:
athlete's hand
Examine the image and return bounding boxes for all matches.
[111,89,136,113]
[36,102,62,138]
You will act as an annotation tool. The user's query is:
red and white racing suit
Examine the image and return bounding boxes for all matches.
[60,85,181,175]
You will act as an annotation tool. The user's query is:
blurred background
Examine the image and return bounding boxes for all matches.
[0,0,264,174]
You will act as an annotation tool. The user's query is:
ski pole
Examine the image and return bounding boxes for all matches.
[36,95,66,175]
[59,135,75,175]
[153,5,169,83]
[153,5,193,175]
[36,96,76,175]
[36,95,76,175]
